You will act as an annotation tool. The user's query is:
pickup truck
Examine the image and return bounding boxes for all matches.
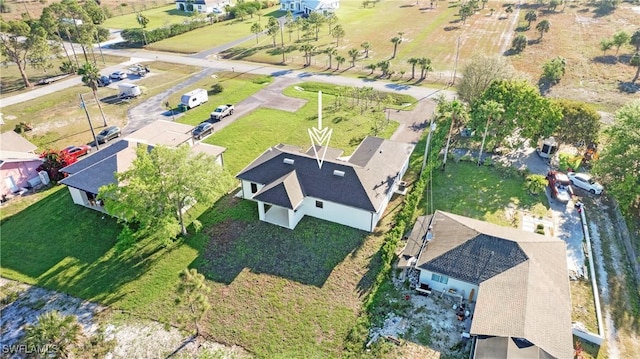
[210,104,234,121]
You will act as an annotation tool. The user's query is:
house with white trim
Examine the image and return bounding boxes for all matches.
[399,211,573,359]
[175,0,230,13]
[60,121,226,210]
[281,0,339,15]
[236,137,413,232]
[0,131,43,197]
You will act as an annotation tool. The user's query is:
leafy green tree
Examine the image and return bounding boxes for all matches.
[377,60,390,77]
[475,100,504,164]
[348,48,359,67]
[99,145,233,244]
[612,30,630,57]
[459,4,474,24]
[630,52,640,83]
[251,22,262,44]
[78,61,108,127]
[24,311,83,358]
[600,38,614,56]
[524,10,537,28]
[593,100,640,215]
[325,12,337,35]
[511,34,528,53]
[336,55,346,71]
[300,43,315,66]
[542,56,566,84]
[176,268,211,337]
[307,11,324,41]
[246,6,256,19]
[418,57,432,79]
[267,16,279,47]
[331,24,345,47]
[458,55,516,105]
[553,99,600,147]
[38,149,75,182]
[0,20,53,88]
[536,19,551,40]
[469,80,562,148]
[84,0,106,24]
[524,174,547,194]
[630,29,640,52]
[505,5,513,17]
[548,0,562,11]
[285,11,294,42]
[324,46,337,69]
[361,41,371,58]
[293,17,303,41]
[365,63,377,74]
[390,36,402,59]
[407,57,419,79]
[40,6,75,67]
[136,12,150,45]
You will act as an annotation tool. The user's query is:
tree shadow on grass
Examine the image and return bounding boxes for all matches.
[592,55,618,64]
[220,45,270,60]
[196,215,368,287]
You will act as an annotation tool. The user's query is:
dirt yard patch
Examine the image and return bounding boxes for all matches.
[0,278,251,358]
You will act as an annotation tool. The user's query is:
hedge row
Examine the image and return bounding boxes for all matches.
[344,119,449,355]
[121,21,210,46]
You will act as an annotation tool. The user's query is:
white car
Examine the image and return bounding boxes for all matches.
[568,172,604,195]
[110,71,128,80]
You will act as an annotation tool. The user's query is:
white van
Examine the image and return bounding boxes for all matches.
[180,88,208,110]
[118,83,141,99]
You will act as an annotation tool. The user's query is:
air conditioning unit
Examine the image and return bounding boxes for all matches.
[38,170,50,185]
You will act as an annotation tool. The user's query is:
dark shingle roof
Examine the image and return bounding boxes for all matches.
[61,140,132,175]
[236,137,414,212]
[253,171,304,209]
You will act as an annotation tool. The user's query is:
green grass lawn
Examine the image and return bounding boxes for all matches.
[422,160,550,227]
[102,5,191,30]
[146,7,284,53]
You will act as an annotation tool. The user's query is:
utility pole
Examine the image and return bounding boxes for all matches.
[95,32,105,65]
[280,19,286,64]
[478,116,491,166]
[80,94,100,151]
[452,36,461,85]
[420,117,437,176]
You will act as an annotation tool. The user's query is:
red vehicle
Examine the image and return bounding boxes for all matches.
[60,145,91,161]
[546,170,574,203]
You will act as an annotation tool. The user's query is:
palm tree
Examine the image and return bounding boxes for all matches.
[524,10,537,28]
[476,100,504,165]
[407,58,419,79]
[251,22,263,44]
[631,29,640,52]
[512,34,528,53]
[348,48,359,67]
[418,57,432,79]
[325,47,337,69]
[331,25,345,47]
[285,11,294,42]
[365,63,377,75]
[136,12,150,45]
[326,12,338,35]
[300,43,316,66]
[78,62,108,127]
[24,311,83,358]
[361,41,372,58]
[630,52,640,83]
[536,19,551,40]
[437,98,468,170]
[336,55,346,71]
[390,36,402,59]
[505,5,513,18]
[377,60,390,77]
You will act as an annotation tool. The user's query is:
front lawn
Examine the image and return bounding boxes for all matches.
[102,5,191,30]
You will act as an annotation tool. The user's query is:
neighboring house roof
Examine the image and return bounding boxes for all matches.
[175,0,213,4]
[0,131,37,153]
[61,140,132,175]
[190,142,227,158]
[305,0,339,10]
[124,120,192,147]
[406,211,572,359]
[236,137,414,212]
[0,151,41,167]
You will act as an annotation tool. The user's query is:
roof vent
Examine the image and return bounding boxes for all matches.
[333,170,345,177]
[283,158,295,165]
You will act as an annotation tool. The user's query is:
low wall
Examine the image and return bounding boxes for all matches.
[572,326,604,346]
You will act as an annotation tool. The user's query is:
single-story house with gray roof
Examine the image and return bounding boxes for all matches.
[236,136,414,231]
[60,121,226,211]
[400,211,573,359]
[281,0,339,15]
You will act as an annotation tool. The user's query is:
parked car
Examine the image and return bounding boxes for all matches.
[96,126,121,144]
[568,172,604,195]
[210,104,234,121]
[97,75,112,87]
[61,145,91,161]
[546,171,573,203]
[110,71,127,80]
[192,122,214,140]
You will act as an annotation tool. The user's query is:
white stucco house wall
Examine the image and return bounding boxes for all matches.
[59,121,226,210]
[236,137,414,232]
[281,0,339,15]
[399,211,574,359]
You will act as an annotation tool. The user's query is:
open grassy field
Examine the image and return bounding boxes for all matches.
[508,3,640,111]
[0,61,203,151]
[145,7,284,53]
[0,0,175,21]
[102,4,192,30]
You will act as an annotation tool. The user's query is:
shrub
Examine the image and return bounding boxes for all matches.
[210,83,223,95]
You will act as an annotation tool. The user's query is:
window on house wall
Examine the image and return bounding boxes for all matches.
[431,273,449,284]
[251,183,258,193]
[315,200,323,209]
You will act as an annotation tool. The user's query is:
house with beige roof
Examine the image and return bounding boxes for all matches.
[236,136,413,231]
[60,121,226,210]
[0,131,43,196]
[400,211,573,359]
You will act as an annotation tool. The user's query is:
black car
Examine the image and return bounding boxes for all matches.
[96,126,121,144]
[192,122,214,140]
[97,75,112,87]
